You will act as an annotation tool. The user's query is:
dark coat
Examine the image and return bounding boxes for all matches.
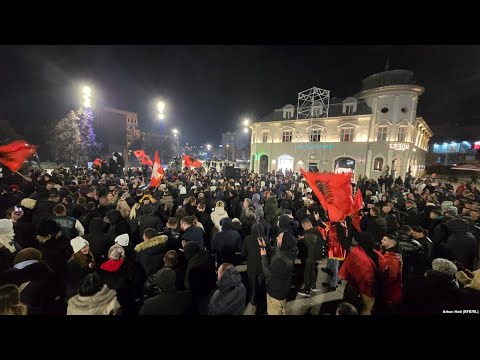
[182,225,205,249]
[211,218,242,265]
[241,234,265,275]
[261,233,299,301]
[403,207,418,226]
[139,290,193,315]
[183,243,217,296]
[137,214,164,237]
[105,210,130,241]
[134,235,169,277]
[35,234,73,277]
[65,256,94,300]
[445,218,477,269]
[13,220,37,249]
[84,218,113,265]
[0,261,64,314]
[208,266,246,315]
[97,260,147,316]
[365,216,387,243]
[264,197,279,225]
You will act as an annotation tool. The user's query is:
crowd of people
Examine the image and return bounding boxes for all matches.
[0,162,479,315]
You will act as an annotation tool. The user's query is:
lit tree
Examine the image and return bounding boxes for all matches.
[50,108,101,166]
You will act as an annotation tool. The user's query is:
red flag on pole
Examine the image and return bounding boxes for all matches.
[184,154,202,168]
[0,140,37,172]
[300,169,354,222]
[354,189,363,211]
[150,150,164,188]
[133,150,153,166]
[93,158,102,167]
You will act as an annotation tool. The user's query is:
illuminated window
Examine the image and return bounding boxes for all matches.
[341,128,354,142]
[377,127,388,142]
[310,129,322,142]
[345,105,354,115]
[262,131,268,143]
[397,127,407,142]
[374,157,384,171]
[282,130,292,143]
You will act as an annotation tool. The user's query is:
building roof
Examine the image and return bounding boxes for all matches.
[360,70,416,91]
[258,98,371,123]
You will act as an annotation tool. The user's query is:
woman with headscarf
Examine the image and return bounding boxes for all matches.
[339,232,387,315]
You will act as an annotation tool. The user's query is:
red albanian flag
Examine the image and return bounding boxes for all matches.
[184,154,202,168]
[349,190,364,232]
[0,140,37,172]
[300,169,354,222]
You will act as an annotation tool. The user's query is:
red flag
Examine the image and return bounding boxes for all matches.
[350,212,362,233]
[93,158,102,167]
[301,169,354,222]
[143,155,153,167]
[0,140,37,172]
[354,189,363,211]
[133,150,145,160]
[150,150,164,188]
[133,150,153,166]
[184,154,202,168]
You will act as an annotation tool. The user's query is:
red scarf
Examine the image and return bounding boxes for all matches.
[100,259,124,272]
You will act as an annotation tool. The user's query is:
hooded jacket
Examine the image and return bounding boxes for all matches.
[134,235,168,276]
[210,206,229,231]
[445,218,477,269]
[208,266,246,315]
[261,232,298,300]
[67,285,121,315]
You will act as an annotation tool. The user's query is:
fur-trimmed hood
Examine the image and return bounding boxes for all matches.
[36,234,52,244]
[67,285,119,313]
[134,235,168,252]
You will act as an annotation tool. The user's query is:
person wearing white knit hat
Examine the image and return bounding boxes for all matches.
[115,233,129,247]
[0,219,19,264]
[70,236,90,254]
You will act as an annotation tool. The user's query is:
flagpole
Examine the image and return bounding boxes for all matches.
[16,171,31,182]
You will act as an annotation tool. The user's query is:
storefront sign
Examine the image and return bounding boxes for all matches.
[389,143,410,151]
[296,144,335,150]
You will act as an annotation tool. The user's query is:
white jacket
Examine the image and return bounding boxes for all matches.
[210,207,229,231]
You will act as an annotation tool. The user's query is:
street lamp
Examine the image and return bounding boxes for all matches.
[82,86,91,108]
[157,100,166,163]
[172,128,179,156]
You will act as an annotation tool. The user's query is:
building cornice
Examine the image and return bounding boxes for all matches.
[354,84,425,98]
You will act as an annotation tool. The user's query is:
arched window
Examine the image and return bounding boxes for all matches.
[373,157,384,171]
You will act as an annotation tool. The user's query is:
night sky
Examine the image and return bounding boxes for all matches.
[1,45,478,154]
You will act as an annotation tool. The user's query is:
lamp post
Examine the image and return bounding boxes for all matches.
[172,128,179,157]
[242,118,250,161]
[157,101,166,163]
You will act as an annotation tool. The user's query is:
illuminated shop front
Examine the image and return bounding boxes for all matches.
[250,70,433,179]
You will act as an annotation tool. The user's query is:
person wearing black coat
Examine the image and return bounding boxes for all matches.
[137,204,163,237]
[242,223,266,308]
[183,242,217,315]
[444,218,477,270]
[104,209,130,243]
[84,218,113,266]
[364,207,387,243]
[260,231,299,315]
[208,263,246,315]
[181,216,205,250]
[134,230,168,277]
[0,248,65,314]
[139,267,193,315]
[403,201,419,226]
[34,219,73,279]
[211,218,242,266]
[228,191,242,219]
[97,244,147,315]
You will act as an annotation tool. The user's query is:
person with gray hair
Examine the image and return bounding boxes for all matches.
[402,258,465,315]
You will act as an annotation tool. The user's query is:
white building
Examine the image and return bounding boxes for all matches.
[250,70,433,180]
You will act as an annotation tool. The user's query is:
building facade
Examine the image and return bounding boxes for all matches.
[250,70,433,180]
[94,107,140,158]
[221,131,250,161]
